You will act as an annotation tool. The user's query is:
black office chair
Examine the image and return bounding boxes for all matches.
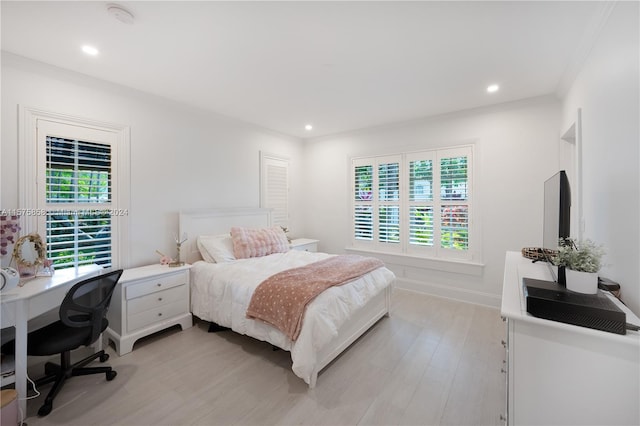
[4,269,123,416]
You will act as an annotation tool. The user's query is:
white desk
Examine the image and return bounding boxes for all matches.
[0,265,103,414]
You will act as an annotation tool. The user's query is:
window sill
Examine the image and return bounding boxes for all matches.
[344,247,485,276]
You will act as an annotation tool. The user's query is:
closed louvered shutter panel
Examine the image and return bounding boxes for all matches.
[378,161,400,244]
[260,154,289,229]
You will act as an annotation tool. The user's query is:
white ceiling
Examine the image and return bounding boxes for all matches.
[1,1,607,139]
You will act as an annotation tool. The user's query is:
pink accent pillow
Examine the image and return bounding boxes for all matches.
[230,226,290,259]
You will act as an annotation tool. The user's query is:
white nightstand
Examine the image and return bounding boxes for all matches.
[290,238,319,252]
[105,264,192,355]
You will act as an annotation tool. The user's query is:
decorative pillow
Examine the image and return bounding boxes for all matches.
[230,226,290,259]
[196,234,236,263]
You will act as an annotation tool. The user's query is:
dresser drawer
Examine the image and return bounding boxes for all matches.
[127,284,186,315]
[127,300,186,333]
[125,272,186,300]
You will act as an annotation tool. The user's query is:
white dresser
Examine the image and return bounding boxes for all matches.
[106,264,192,355]
[501,251,640,425]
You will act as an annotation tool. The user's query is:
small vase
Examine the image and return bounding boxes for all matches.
[565,268,598,294]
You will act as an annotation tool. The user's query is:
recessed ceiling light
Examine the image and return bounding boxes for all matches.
[82,45,99,56]
[305,124,313,131]
[487,84,499,93]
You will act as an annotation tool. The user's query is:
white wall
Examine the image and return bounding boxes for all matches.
[561,2,640,315]
[301,96,562,306]
[1,53,304,268]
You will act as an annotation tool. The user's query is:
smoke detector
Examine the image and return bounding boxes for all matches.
[107,4,135,25]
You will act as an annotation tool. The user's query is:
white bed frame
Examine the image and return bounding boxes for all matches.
[179,207,391,388]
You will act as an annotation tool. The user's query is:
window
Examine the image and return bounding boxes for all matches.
[43,136,114,268]
[351,146,473,260]
[19,108,130,271]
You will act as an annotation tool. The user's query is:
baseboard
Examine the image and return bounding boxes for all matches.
[394,277,501,309]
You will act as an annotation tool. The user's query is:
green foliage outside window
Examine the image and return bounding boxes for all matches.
[46,169,110,203]
[355,165,373,201]
[47,212,112,268]
[410,207,433,246]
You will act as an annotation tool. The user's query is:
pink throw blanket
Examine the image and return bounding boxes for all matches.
[246,254,384,341]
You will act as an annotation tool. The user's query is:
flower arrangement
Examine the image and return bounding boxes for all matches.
[0,215,21,256]
[280,226,291,243]
[552,238,605,273]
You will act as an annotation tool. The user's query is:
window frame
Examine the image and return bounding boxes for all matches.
[19,106,130,269]
[351,145,475,261]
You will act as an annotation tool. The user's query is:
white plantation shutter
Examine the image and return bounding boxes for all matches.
[260,153,289,229]
[378,161,400,244]
[46,211,112,268]
[438,149,470,254]
[45,138,111,203]
[354,162,374,241]
[352,156,402,252]
[37,120,119,269]
[352,146,473,260]
[407,153,434,250]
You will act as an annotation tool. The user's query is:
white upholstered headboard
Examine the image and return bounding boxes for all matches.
[179,208,272,264]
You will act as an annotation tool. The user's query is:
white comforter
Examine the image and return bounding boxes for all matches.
[190,250,395,384]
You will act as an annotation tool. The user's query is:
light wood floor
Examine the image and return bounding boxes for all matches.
[22,289,506,426]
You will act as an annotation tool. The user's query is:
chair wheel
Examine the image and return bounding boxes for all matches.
[106,370,117,381]
[38,403,53,416]
[100,353,110,362]
[44,361,58,375]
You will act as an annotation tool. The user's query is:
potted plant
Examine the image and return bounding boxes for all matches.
[552,238,605,294]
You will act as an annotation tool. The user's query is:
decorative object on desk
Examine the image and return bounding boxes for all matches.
[169,232,187,267]
[12,233,46,280]
[0,215,21,256]
[0,267,19,292]
[155,250,173,265]
[552,238,605,294]
[40,258,55,277]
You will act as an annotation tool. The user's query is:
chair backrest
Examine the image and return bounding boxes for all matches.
[59,269,123,346]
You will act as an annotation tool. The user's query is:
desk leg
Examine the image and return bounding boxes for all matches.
[15,300,28,416]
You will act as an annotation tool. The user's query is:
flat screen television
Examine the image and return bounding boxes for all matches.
[543,170,571,284]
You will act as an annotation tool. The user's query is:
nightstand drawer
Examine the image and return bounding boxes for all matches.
[127,284,186,315]
[290,238,319,253]
[128,300,186,332]
[125,272,186,300]
[294,242,317,252]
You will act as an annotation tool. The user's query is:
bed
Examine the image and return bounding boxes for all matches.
[179,208,395,388]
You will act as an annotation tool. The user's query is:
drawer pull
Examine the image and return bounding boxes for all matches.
[158,297,163,301]
[157,283,162,287]
[158,312,163,317]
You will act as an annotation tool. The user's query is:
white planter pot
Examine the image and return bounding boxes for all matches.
[565,268,598,294]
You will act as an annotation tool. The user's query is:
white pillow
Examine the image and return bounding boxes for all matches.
[196,234,236,263]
